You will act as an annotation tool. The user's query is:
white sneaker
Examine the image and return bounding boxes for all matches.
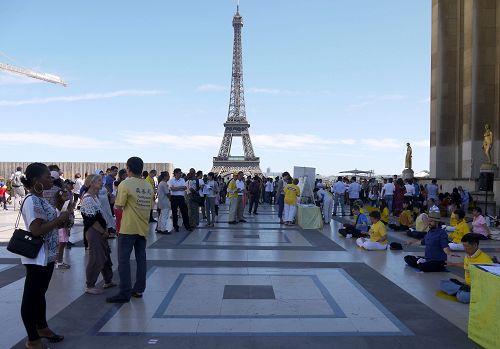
[86,287,104,295]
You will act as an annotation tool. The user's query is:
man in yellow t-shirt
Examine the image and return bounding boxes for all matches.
[356,211,388,250]
[389,202,413,231]
[441,233,493,303]
[283,178,300,225]
[107,156,154,304]
[448,209,470,251]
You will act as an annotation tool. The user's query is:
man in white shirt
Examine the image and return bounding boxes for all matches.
[265,178,274,204]
[347,177,361,216]
[332,176,346,216]
[236,172,246,222]
[168,168,192,232]
[404,179,415,204]
[382,178,395,214]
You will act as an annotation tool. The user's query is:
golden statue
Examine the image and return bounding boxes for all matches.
[405,143,412,169]
[482,124,493,163]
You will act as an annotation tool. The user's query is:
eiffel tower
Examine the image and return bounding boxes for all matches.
[212,4,262,177]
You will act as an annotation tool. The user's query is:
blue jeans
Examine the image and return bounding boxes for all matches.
[117,234,147,299]
[277,194,285,219]
[440,280,470,304]
[384,195,394,213]
[333,194,345,215]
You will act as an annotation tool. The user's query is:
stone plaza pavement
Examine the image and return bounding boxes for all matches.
[0,202,492,349]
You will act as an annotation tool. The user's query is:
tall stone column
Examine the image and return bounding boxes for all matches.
[430,0,500,180]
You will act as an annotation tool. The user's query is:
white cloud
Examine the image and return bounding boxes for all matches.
[121,132,357,151]
[196,84,228,92]
[380,95,406,101]
[361,138,429,149]
[122,132,221,149]
[0,132,113,148]
[0,89,167,107]
[253,134,356,150]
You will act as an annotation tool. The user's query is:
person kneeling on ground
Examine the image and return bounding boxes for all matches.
[440,233,493,303]
[339,205,369,238]
[405,211,455,272]
[406,203,429,239]
[448,209,470,251]
[389,202,413,231]
[356,211,388,250]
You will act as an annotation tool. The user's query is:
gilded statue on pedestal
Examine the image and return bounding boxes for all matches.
[405,143,412,169]
[482,124,493,164]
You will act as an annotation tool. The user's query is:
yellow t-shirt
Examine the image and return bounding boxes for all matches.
[284,184,300,205]
[380,207,389,223]
[449,220,470,243]
[399,209,413,226]
[115,177,154,237]
[415,213,429,232]
[449,212,458,227]
[227,179,238,199]
[464,249,493,285]
[146,176,155,190]
[369,220,387,244]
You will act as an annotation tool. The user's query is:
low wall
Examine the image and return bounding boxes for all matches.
[0,162,174,180]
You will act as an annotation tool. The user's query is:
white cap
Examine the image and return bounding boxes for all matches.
[50,171,60,180]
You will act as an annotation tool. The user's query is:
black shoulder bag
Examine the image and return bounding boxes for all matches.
[7,195,45,258]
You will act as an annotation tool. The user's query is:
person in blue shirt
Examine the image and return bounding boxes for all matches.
[338,205,369,238]
[404,211,455,272]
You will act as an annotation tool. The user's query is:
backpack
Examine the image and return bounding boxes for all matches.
[12,173,22,187]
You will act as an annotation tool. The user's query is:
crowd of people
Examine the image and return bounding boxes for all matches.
[7,161,308,349]
[5,162,499,348]
[314,175,497,305]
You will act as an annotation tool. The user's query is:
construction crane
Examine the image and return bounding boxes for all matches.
[0,61,67,86]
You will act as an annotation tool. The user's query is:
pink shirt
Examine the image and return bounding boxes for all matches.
[472,215,488,237]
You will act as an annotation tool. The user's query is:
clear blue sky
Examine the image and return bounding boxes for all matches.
[0,0,431,176]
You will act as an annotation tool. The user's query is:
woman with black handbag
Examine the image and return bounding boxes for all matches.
[19,163,70,349]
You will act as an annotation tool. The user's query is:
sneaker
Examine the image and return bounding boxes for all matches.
[106,294,130,303]
[131,291,143,298]
[86,287,104,295]
[103,282,117,289]
[239,219,247,223]
[56,262,71,269]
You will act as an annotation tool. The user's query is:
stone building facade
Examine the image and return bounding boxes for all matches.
[431,0,500,179]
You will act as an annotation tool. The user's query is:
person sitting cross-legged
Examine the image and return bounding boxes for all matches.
[404,211,454,272]
[440,233,494,303]
[338,205,369,238]
[406,203,430,239]
[388,202,413,231]
[448,209,470,251]
[356,211,388,250]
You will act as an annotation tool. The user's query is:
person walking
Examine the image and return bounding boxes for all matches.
[10,166,26,210]
[107,157,154,303]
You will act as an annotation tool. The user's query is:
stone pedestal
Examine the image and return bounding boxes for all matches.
[402,169,414,181]
[480,163,499,175]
